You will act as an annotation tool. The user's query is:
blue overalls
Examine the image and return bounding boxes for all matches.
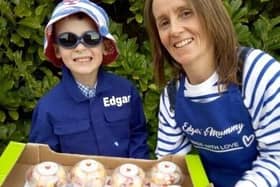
[29,67,149,159]
[175,77,258,187]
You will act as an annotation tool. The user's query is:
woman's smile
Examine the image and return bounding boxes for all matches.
[174,37,194,48]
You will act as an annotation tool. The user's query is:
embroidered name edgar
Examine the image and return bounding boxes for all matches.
[103,95,131,107]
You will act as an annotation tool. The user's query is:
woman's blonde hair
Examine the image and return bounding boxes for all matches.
[144,0,239,87]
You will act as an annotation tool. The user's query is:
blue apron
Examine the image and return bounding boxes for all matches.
[175,77,258,187]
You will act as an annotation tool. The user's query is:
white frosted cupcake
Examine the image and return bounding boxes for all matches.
[149,161,183,186]
[111,163,145,187]
[25,161,67,187]
[69,159,107,187]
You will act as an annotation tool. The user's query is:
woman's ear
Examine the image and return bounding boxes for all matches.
[54,44,61,58]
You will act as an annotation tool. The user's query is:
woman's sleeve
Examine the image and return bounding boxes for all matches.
[155,86,192,158]
[235,49,280,187]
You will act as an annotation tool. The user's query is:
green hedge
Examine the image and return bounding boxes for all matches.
[0,0,279,158]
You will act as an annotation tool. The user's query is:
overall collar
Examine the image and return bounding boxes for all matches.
[62,66,112,102]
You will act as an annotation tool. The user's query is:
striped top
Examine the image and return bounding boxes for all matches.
[156,48,280,187]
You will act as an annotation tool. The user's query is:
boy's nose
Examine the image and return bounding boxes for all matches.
[75,42,88,50]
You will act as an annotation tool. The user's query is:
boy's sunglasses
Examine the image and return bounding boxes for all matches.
[55,31,102,49]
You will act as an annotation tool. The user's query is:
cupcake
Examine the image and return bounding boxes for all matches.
[25,161,67,187]
[148,161,183,186]
[69,159,107,187]
[111,163,145,187]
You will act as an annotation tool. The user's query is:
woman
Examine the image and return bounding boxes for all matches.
[144,0,280,186]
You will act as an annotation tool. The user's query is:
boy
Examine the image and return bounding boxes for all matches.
[29,0,149,159]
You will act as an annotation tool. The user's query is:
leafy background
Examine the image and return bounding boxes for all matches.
[0,0,279,158]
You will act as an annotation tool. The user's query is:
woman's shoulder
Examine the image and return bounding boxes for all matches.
[242,47,280,77]
[241,47,280,93]
[243,47,279,64]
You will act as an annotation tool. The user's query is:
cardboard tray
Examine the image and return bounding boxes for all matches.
[0,141,211,187]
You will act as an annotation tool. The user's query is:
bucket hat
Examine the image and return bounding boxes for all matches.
[44,0,119,67]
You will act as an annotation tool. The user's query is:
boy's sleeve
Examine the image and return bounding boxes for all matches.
[128,86,150,159]
[29,102,60,152]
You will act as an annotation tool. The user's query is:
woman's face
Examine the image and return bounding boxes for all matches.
[152,0,214,75]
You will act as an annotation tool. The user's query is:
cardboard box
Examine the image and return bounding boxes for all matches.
[0,141,211,187]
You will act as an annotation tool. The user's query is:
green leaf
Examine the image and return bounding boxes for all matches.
[6,123,17,137]
[18,17,41,29]
[35,4,48,16]
[271,16,280,27]
[101,0,116,4]
[231,0,242,11]
[16,26,32,39]
[8,111,19,121]
[0,110,6,123]
[148,84,159,91]
[0,17,7,29]
[235,24,251,44]
[266,28,280,50]
[10,33,24,47]
[0,79,14,92]
[0,1,15,24]
[0,126,8,139]
[253,16,271,43]
[14,4,32,17]
[135,14,143,24]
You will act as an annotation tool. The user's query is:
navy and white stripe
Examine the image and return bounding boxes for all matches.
[156,48,280,187]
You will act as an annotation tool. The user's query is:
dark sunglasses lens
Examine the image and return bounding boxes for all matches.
[83,31,101,45]
[58,33,78,48]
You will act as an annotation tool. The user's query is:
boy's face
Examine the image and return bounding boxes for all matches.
[54,15,105,82]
